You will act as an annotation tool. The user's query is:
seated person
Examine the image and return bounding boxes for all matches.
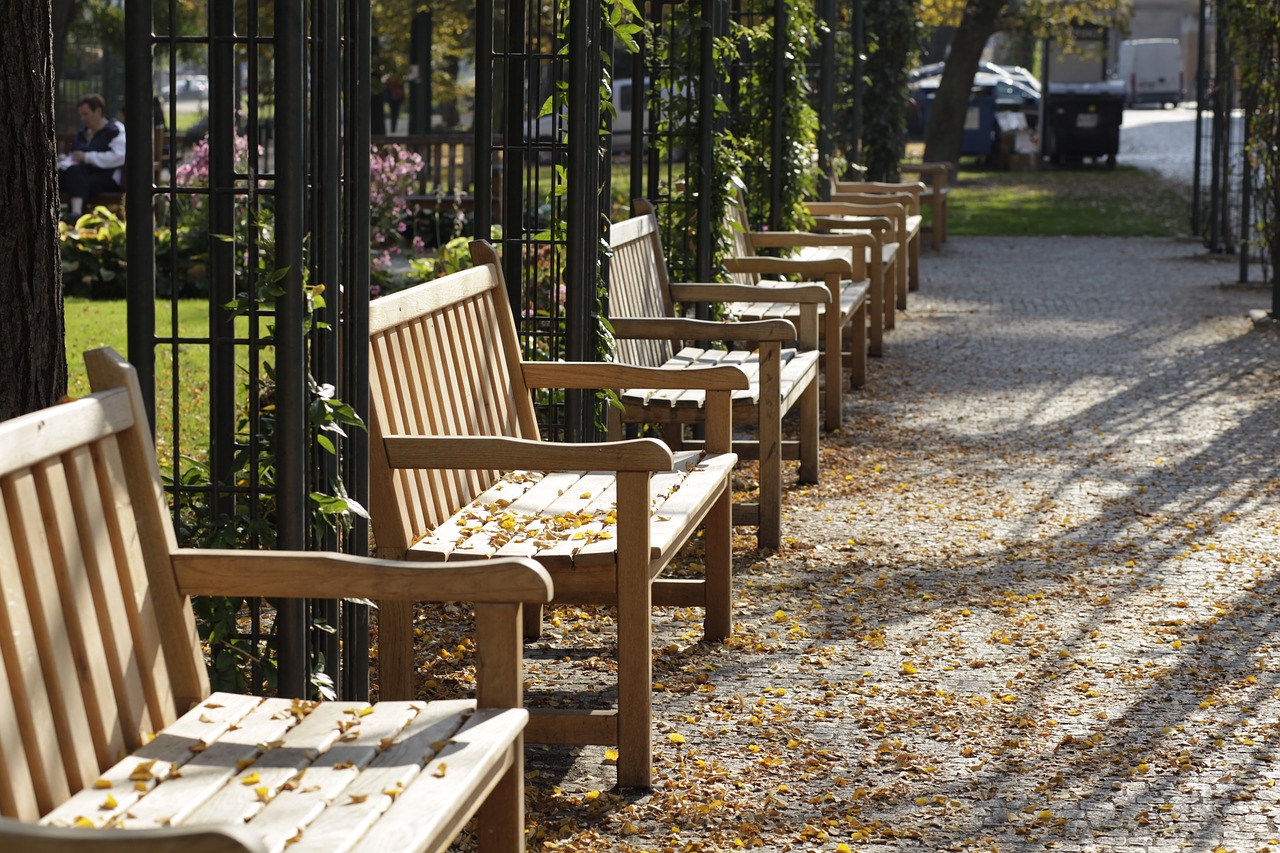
[58,93,126,221]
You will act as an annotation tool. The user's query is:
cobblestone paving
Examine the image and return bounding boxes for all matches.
[515,236,1280,852]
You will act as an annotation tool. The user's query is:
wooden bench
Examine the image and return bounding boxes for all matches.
[607,200,828,550]
[720,182,874,430]
[827,177,925,296]
[371,133,502,221]
[810,196,917,317]
[0,347,553,852]
[899,161,952,248]
[366,242,746,788]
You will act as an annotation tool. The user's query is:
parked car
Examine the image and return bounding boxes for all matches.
[530,77,651,155]
[907,63,1041,144]
[1116,39,1184,108]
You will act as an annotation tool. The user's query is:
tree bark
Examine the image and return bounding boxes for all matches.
[922,0,1006,167]
[0,0,66,421]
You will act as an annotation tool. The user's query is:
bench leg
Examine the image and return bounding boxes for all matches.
[896,243,909,311]
[616,471,653,788]
[477,737,526,853]
[799,361,819,485]
[378,599,416,700]
[822,303,842,432]
[758,342,783,550]
[522,604,545,640]
[883,255,898,331]
[849,301,867,390]
[868,263,884,358]
[703,482,733,642]
[909,234,921,292]
[670,423,688,450]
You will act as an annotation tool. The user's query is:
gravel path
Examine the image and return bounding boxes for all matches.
[504,236,1280,851]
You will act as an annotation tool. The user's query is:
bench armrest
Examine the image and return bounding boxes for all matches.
[610,315,798,343]
[382,434,676,473]
[745,231,876,251]
[522,361,749,391]
[900,162,952,189]
[171,550,555,603]
[722,257,851,278]
[669,281,830,304]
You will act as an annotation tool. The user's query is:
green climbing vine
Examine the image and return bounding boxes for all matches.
[860,0,922,182]
[1219,0,1280,289]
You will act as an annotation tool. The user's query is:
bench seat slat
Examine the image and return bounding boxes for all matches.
[247,702,425,853]
[40,692,264,828]
[282,700,473,853]
[115,697,298,829]
[353,708,526,853]
[408,452,733,572]
[182,701,375,827]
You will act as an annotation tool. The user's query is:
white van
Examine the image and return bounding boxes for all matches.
[530,78,647,155]
[1117,39,1184,108]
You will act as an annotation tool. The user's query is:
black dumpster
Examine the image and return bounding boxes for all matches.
[1045,80,1126,167]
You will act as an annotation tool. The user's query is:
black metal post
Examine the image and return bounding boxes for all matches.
[816,0,835,199]
[501,0,527,311]
[410,12,434,135]
[209,0,239,552]
[566,0,603,440]
[630,39,646,199]
[274,0,308,699]
[768,0,786,231]
[124,0,154,420]
[696,0,718,284]
[851,0,864,165]
[1239,103,1251,283]
[342,0,373,700]
[1191,0,1207,236]
[312,0,343,692]
[474,0,493,240]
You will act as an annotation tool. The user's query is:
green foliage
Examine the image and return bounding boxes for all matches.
[860,0,922,182]
[59,207,129,299]
[1220,0,1280,284]
[728,0,821,232]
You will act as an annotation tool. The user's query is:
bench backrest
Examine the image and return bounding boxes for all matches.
[0,349,207,821]
[367,243,541,556]
[606,201,678,370]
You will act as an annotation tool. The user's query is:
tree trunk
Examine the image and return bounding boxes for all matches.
[923,0,1006,167]
[0,0,66,421]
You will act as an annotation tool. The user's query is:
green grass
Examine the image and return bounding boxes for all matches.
[946,165,1191,237]
[65,297,214,470]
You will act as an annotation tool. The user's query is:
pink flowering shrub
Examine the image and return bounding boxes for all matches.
[369,145,425,252]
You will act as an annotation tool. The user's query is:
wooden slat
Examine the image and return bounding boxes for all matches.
[645,453,735,567]
[64,445,153,750]
[3,468,98,801]
[183,701,373,827]
[525,709,618,745]
[33,457,125,771]
[41,692,263,828]
[248,702,424,853]
[352,708,525,853]
[0,390,133,480]
[0,489,43,821]
[85,349,209,713]
[91,436,175,731]
[368,266,496,335]
[285,700,473,853]
[116,697,297,829]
